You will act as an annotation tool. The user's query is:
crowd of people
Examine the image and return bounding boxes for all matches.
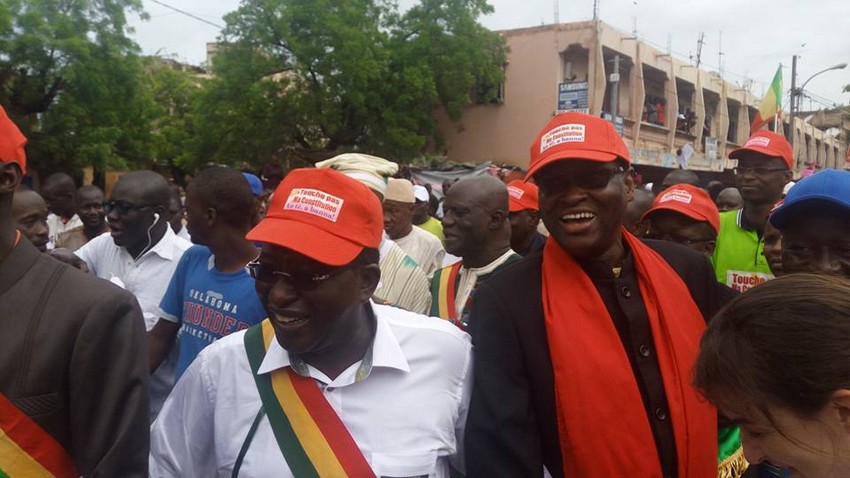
[3,102,850,478]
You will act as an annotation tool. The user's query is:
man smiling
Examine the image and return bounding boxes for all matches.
[466,112,734,477]
[712,130,793,291]
[150,168,471,477]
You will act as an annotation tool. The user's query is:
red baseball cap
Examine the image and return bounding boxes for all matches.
[527,112,630,179]
[0,105,26,174]
[729,130,793,169]
[642,183,720,234]
[246,168,383,266]
[507,179,539,212]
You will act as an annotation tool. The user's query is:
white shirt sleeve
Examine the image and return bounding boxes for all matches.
[74,235,100,276]
[450,340,473,474]
[149,351,216,477]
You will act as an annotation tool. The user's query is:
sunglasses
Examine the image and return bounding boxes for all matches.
[535,165,627,196]
[732,166,787,176]
[103,201,154,215]
[246,260,349,291]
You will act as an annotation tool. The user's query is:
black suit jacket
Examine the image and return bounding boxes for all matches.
[465,239,736,477]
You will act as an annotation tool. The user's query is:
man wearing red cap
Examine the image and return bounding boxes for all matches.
[0,106,150,476]
[642,183,720,257]
[151,168,471,477]
[712,130,793,292]
[507,179,547,256]
[465,112,734,477]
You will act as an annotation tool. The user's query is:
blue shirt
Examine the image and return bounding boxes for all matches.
[158,245,265,380]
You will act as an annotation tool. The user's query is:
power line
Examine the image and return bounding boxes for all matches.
[147,0,225,29]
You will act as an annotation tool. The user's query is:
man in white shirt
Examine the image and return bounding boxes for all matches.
[383,178,445,276]
[76,171,191,420]
[430,176,520,331]
[42,172,83,248]
[150,168,471,477]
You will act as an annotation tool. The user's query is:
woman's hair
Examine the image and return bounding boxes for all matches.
[694,274,850,421]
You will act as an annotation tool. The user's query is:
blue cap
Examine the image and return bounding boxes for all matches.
[770,169,850,230]
[242,172,264,196]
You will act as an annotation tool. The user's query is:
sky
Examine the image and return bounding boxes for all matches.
[128,0,850,111]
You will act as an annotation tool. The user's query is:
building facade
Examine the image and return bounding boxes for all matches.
[437,21,844,175]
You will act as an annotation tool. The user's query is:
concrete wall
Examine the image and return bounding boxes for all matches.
[436,20,842,175]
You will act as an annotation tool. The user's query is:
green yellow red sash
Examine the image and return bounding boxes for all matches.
[0,393,78,478]
[244,320,376,478]
[430,262,462,321]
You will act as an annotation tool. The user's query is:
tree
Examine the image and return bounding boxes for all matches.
[0,0,151,179]
[197,0,506,167]
[139,57,205,180]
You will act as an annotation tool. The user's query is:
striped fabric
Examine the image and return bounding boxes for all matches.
[244,320,376,478]
[0,393,78,478]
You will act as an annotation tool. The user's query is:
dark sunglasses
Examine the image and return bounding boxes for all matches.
[644,232,715,246]
[103,201,154,215]
[732,166,787,176]
[535,165,627,195]
[246,260,349,291]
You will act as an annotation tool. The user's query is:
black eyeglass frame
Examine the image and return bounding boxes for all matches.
[732,166,788,176]
[534,165,628,196]
[102,200,156,215]
[246,260,350,291]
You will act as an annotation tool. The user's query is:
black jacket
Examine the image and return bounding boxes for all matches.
[0,239,150,477]
[465,239,736,477]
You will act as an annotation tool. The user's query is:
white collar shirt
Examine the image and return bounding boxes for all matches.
[150,302,473,478]
[454,249,517,319]
[75,226,192,330]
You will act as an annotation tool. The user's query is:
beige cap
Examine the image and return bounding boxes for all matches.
[385,178,415,203]
[314,153,399,198]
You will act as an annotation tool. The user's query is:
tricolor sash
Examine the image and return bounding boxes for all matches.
[0,393,78,478]
[244,320,376,478]
[430,262,462,322]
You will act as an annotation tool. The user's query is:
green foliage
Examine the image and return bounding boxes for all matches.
[0,0,149,176]
[198,0,507,166]
[139,58,204,170]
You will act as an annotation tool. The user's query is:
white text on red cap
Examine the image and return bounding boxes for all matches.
[659,189,693,205]
[284,188,344,222]
[744,136,771,149]
[507,186,525,200]
[540,124,586,153]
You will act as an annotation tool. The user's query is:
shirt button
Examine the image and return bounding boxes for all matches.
[620,285,632,298]
[654,407,667,421]
[639,344,651,357]
[326,387,335,393]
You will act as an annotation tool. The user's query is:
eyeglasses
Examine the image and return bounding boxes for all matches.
[535,166,626,195]
[103,201,153,215]
[732,166,787,176]
[246,260,349,291]
[644,232,715,247]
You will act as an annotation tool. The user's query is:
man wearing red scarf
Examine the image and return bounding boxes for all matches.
[465,112,736,477]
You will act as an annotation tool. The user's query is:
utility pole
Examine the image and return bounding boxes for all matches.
[610,55,620,117]
[593,0,600,21]
[789,55,798,158]
[695,32,705,68]
[718,31,724,79]
[554,0,559,25]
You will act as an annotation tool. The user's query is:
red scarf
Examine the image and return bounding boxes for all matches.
[542,231,716,477]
